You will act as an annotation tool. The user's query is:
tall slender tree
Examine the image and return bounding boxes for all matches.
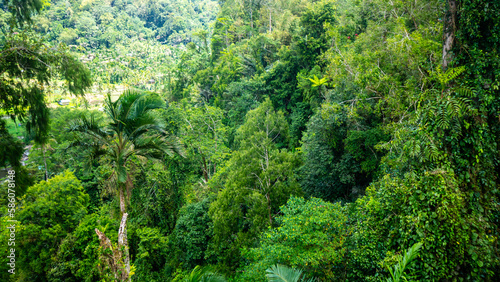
[69,89,184,281]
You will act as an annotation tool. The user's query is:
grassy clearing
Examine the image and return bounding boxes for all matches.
[2,117,26,139]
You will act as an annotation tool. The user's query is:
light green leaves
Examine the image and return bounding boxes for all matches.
[15,171,89,279]
[308,75,328,88]
[173,265,226,282]
[386,242,423,282]
[244,197,347,280]
[208,98,300,271]
[266,264,314,282]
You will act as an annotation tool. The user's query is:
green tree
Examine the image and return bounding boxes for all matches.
[133,226,170,281]
[168,198,214,271]
[300,102,387,202]
[48,206,120,282]
[0,0,91,128]
[180,103,230,182]
[208,98,301,272]
[0,0,91,187]
[129,161,183,233]
[1,0,49,27]
[243,197,347,281]
[296,0,337,67]
[0,119,23,168]
[69,89,184,281]
[14,171,89,281]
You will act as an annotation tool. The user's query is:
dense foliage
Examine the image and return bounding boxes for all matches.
[1,0,499,281]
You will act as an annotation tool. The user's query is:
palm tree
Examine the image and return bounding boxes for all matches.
[69,89,183,281]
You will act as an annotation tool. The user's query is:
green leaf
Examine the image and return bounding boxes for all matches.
[118,166,127,183]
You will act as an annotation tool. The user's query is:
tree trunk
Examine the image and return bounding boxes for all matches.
[96,185,130,281]
[119,186,126,214]
[202,155,209,182]
[265,193,272,226]
[118,213,130,282]
[95,213,130,281]
[118,185,130,281]
[268,10,272,33]
[42,144,48,181]
[442,0,457,70]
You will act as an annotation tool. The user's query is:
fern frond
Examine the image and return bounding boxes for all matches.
[455,87,474,98]
[429,66,466,90]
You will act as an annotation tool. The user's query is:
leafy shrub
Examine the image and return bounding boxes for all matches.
[346,170,498,281]
[48,205,118,282]
[133,227,170,282]
[242,196,348,281]
[16,171,89,281]
[169,199,214,270]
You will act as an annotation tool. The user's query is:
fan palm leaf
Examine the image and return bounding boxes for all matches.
[266,264,315,282]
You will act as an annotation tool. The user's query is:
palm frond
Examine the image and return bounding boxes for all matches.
[173,266,226,282]
[67,113,111,145]
[104,93,119,125]
[108,89,166,137]
[127,123,161,140]
[119,89,164,120]
[132,134,185,159]
[431,66,466,90]
[266,264,304,282]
